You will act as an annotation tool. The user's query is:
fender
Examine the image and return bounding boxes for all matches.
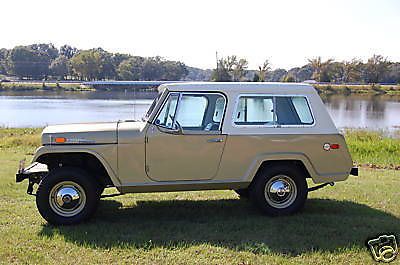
[243,152,349,184]
[32,145,121,186]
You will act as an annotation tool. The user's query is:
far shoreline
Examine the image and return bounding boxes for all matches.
[1,81,400,95]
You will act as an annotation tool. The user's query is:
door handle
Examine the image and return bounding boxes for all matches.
[207,138,224,143]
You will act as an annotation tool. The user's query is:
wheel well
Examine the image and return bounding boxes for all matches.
[250,160,311,186]
[36,153,114,188]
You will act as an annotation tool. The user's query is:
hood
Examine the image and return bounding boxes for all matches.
[42,122,118,145]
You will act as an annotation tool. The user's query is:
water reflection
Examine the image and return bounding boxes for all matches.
[0,91,399,130]
[321,94,400,130]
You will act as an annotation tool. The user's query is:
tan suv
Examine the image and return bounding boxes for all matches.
[16,82,358,225]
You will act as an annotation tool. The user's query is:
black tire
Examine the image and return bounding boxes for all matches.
[36,167,100,225]
[249,164,308,216]
[234,188,249,199]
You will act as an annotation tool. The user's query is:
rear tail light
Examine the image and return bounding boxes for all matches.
[330,143,340,149]
[323,143,340,151]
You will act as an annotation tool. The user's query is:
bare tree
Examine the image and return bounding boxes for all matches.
[255,59,271,82]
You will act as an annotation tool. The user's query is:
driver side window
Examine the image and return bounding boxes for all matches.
[155,92,226,133]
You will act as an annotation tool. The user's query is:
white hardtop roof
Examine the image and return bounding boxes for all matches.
[160,82,316,95]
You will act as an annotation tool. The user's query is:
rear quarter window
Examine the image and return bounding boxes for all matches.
[233,95,314,126]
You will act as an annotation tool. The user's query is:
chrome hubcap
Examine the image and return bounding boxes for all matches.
[49,181,86,217]
[264,175,297,209]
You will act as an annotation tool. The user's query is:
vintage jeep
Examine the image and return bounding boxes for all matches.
[16,82,358,225]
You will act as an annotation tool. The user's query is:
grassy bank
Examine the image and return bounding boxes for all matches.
[345,130,400,169]
[0,81,91,91]
[1,81,400,94]
[0,128,399,264]
[314,84,400,95]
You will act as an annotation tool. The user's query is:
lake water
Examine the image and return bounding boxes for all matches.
[0,91,399,131]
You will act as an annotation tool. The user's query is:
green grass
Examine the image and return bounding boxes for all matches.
[1,129,399,264]
[0,81,91,91]
[345,130,400,169]
[314,84,400,95]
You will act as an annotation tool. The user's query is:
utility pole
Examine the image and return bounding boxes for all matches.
[215,51,219,71]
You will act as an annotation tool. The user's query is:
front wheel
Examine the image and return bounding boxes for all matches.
[250,165,308,216]
[36,167,100,225]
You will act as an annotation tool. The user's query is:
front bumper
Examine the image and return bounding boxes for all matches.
[16,161,48,195]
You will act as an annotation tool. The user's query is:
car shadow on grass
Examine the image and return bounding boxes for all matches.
[38,198,400,256]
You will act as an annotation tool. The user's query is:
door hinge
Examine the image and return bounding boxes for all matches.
[145,136,148,143]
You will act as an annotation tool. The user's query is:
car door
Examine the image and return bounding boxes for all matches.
[145,92,227,181]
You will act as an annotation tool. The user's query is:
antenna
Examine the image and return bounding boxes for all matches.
[133,86,136,121]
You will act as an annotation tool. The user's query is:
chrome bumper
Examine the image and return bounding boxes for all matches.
[16,161,48,195]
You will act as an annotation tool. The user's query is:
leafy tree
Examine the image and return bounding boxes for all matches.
[50,55,69,80]
[70,48,117,80]
[7,45,53,79]
[29,43,58,60]
[112,53,132,68]
[141,57,165,80]
[117,56,144,80]
[162,60,188,80]
[96,48,117,80]
[60,45,79,59]
[0,48,8,74]
[70,50,102,80]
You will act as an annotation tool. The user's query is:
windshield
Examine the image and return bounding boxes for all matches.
[143,90,163,121]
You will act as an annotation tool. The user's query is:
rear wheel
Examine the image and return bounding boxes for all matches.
[250,164,308,216]
[36,167,100,225]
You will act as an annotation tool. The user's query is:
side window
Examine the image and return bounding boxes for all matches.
[155,93,226,132]
[275,96,314,125]
[233,95,314,126]
[234,96,274,125]
[176,94,226,131]
[291,97,313,124]
[155,93,179,129]
[175,95,208,128]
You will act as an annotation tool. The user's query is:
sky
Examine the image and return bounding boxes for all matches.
[1,0,399,70]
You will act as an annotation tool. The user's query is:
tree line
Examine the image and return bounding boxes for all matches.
[212,55,400,84]
[0,44,188,81]
[1,43,399,84]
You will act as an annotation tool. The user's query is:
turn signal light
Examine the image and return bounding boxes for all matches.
[55,137,66,143]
